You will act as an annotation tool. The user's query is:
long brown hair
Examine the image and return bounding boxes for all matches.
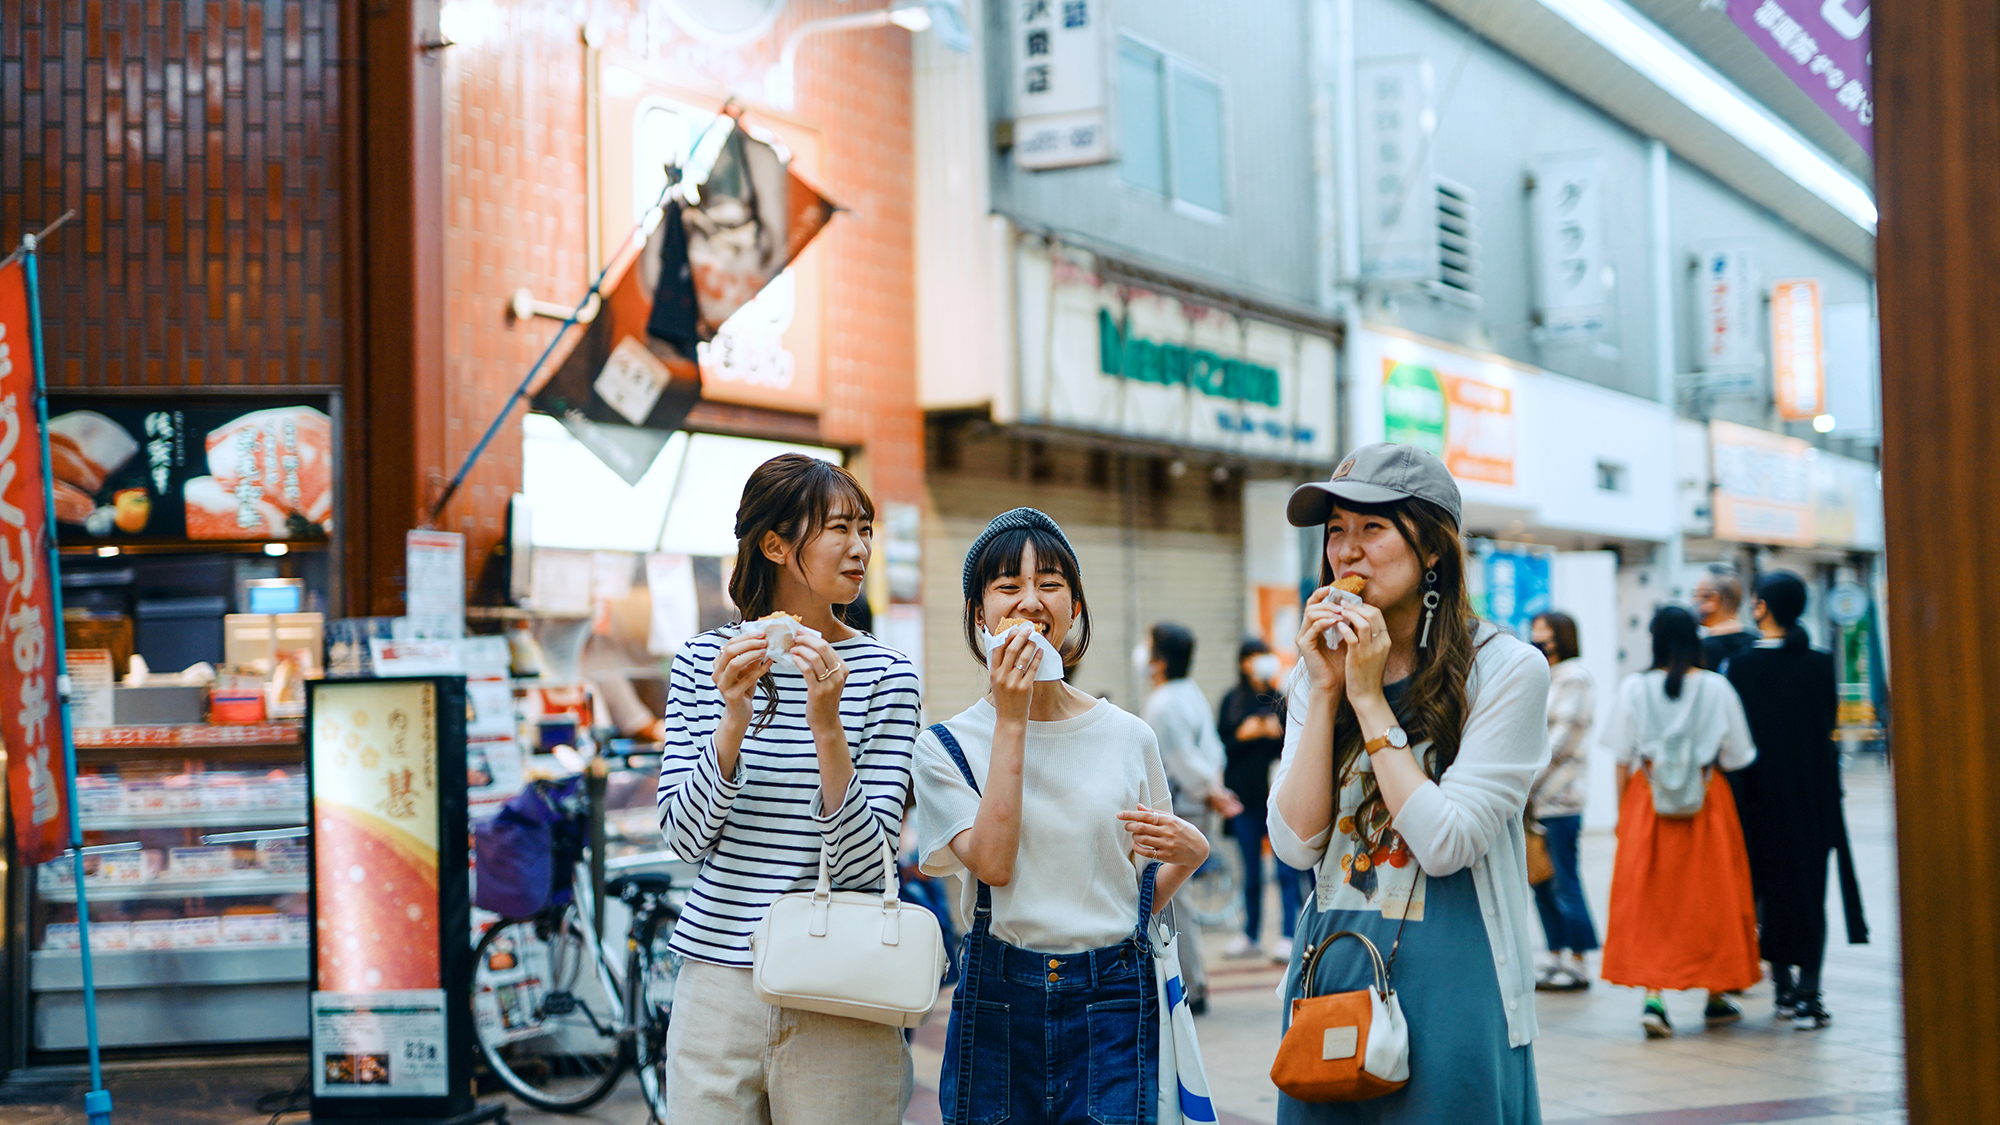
[728,453,876,730]
[1322,497,1483,845]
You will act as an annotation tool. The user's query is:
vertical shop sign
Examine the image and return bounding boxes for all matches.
[1013,0,1110,169]
[1531,152,1611,340]
[1772,279,1826,421]
[1730,0,1873,155]
[1697,244,1762,391]
[1355,56,1438,282]
[403,531,466,640]
[1442,371,1516,486]
[308,677,472,1112]
[0,259,67,866]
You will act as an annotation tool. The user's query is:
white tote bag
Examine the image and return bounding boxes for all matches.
[749,838,948,1028]
[1151,916,1219,1124]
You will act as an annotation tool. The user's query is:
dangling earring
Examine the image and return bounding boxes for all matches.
[1418,571,1440,649]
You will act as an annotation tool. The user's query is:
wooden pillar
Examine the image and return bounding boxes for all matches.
[342,0,448,616]
[1874,3,2000,1121]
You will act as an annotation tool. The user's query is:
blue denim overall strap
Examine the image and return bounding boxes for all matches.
[929,723,1160,1125]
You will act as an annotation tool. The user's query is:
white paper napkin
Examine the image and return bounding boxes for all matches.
[982,623,1067,681]
[736,617,825,663]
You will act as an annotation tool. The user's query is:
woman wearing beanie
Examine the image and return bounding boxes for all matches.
[655,454,920,1124]
[1268,443,1549,1124]
[910,507,1211,1124]
[1724,571,1869,1030]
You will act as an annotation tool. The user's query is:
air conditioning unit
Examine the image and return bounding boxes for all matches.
[1435,176,1479,298]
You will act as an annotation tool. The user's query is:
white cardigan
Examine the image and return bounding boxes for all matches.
[1268,626,1551,1048]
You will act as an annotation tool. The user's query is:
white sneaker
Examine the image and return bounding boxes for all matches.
[1270,938,1293,963]
[1222,934,1258,958]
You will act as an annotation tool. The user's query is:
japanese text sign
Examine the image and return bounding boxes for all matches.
[1532,152,1611,340]
[1012,0,1109,169]
[0,259,68,866]
[1772,279,1826,421]
[1731,0,1872,155]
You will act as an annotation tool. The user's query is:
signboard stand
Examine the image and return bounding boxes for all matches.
[305,676,503,1125]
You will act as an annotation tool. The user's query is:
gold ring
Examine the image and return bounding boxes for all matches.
[816,665,837,681]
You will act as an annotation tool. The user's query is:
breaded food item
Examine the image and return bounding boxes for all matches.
[1333,575,1367,597]
[995,616,1046,634]
[759,611,802,626]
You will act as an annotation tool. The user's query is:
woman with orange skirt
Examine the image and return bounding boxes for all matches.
[1600,606,1760,1039]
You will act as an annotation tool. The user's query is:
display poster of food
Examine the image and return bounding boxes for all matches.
[311,680,441,993]
[45,395,335,544]
[310,989,449,1098]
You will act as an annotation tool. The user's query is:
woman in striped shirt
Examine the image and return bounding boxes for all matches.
[656,454,921,1125]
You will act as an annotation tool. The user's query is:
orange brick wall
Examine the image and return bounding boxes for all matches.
[435,0,923,580]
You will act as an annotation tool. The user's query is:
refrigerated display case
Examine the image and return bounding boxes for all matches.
[25,722,308,1050]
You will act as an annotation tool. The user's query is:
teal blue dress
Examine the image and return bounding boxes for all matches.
[1276,681,1540,1124]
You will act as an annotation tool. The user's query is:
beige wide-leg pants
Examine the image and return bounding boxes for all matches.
[663,959,914,1125]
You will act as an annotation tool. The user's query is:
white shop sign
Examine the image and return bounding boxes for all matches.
[1012,0,1111,169]
[1013,243,1339,462]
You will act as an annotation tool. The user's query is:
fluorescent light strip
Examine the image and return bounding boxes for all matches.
[1536,0,1877,233]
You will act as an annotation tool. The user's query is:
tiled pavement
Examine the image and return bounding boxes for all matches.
[0,757,1902,1125]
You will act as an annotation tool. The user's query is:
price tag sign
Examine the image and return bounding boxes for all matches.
[311,990,450,1097]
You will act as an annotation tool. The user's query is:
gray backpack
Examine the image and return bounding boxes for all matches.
[1643,674,1710,819]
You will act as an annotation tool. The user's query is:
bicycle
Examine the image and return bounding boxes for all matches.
[472,849,686,1119]
[1175,809,1245,930]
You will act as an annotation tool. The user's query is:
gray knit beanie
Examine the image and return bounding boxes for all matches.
[961,507,1080,599]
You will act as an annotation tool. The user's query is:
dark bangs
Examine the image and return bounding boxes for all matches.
[960,525,1091,668]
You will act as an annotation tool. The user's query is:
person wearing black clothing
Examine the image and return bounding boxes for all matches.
[1724,571,1868,1030]
[1695,563,1758,673]
[1216,637,1310,961]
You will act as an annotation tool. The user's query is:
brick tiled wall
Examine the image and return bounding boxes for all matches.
[0,0,345,388]
[434,0,923,576]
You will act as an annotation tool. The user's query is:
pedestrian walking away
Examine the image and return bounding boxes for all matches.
[1725,570,1869,1031]
[911,507,1213,1125]
[1695,564,1759,675]
[1268,442,1549,1125]
[1528,612,1599,993]
[655,454,920,1125]
[1598,606,1761,1039]
[1217,636,1312,963]
[1143,621,1244,1011]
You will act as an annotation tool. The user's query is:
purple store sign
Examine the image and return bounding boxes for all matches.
[1731,0,1872,155]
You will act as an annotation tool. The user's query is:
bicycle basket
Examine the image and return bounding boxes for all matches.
[473,776,589,917]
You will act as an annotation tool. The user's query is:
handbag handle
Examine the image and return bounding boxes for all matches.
[1297,930,1392,999]
[805,833,906,943]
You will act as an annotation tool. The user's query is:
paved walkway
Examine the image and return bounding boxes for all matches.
[0,758,1901,1125]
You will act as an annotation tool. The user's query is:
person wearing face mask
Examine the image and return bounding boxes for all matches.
[1269,444,1549,1124]
[1217,637,1310,961]
[910,508,1211,1124]
[655,454,920,1124]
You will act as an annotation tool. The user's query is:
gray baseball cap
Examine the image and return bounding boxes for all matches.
[1286,443,1463,528]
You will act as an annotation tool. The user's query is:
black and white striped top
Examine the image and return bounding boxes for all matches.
[655,627,920,967]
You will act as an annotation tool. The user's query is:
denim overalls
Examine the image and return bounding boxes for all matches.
[931,724,1160,1125]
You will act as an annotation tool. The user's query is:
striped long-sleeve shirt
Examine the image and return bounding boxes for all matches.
[655,627,920,967]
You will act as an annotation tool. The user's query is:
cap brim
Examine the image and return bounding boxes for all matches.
[1285,480,1413,527]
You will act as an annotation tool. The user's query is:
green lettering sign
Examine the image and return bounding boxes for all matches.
[1383,361,1446,455]
[1095,309,1282,407]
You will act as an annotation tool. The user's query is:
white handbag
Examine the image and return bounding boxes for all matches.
[749,838,948,1028]
[1150,913,1219,1124]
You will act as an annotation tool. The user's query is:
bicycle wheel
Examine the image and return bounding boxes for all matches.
[629,901,683,1123]
[1179,837,1244,929]
[472,907,629,1112]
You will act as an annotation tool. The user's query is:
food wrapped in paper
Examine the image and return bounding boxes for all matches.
[982,620,1066,682]
[736,611,823,663]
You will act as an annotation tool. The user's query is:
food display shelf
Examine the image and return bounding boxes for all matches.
[32,945,309,990]
[79,807,308,831]
[35,874,308,903]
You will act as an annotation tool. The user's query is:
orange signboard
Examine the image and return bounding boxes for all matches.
[1772,279,1824,421]
[1443,373,1515,486]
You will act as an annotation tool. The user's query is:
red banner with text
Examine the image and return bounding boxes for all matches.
[0,259,70,865]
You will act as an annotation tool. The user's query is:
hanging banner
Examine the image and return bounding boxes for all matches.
[1696,243,1761,385]
[1772,279,1825,421]
[0,258,68,866]
[1355,56,1438,282]
[1730,0,1873,156]
[1531,152,1611,340]
[1012,0,1110,169]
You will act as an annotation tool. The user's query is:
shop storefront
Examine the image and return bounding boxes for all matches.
[922,232,1340,713]
[7,390,340,1053]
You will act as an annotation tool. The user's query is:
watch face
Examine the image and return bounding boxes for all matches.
[1387,726,1409,748]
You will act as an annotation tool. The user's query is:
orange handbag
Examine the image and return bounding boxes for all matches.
[1271,929,1411,1103]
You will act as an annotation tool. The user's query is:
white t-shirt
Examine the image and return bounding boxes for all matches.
[1142,679,1225,803]
[911,696,1172,953]
[1603,668,1756,772]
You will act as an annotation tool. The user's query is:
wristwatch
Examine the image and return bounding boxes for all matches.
[1364,725,1410,755]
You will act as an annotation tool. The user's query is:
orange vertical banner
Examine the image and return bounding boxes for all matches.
[1772,279,1825,422]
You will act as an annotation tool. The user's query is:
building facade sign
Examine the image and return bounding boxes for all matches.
[1710,420,1815,546]
[1379,358,1515,486]
[1012,0,1111,170]
[1730,0,1873,155]
[1013,243,1338,462]
[1355,56,1438,282]
[1772,278,1826,421]
[1530,152,1612,340]
[1697,243,1762,386]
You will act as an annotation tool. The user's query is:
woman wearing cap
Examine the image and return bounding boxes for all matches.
[910,507,1211,1124]
[1269,443,1549,1123]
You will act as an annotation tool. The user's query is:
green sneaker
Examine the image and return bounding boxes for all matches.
[1704,995,1744,1026]
[1642,997,1673,1039]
